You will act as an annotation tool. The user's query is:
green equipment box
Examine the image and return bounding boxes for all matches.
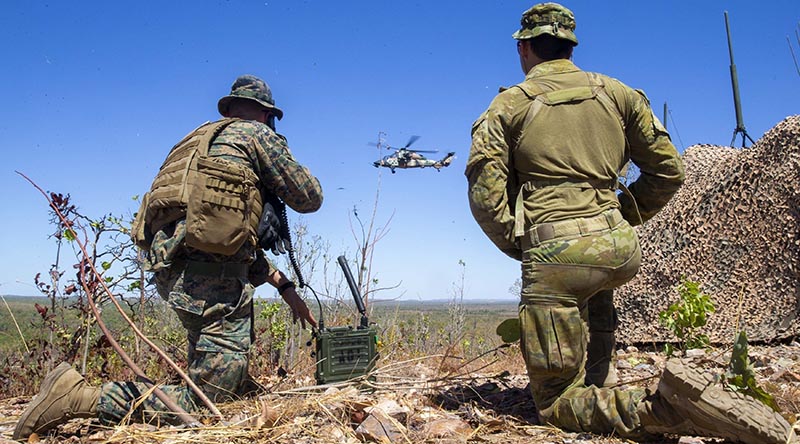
[314,325,378,385]
[312,255,380,385]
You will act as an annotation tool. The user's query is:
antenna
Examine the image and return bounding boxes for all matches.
[790,35,800,78]
[724,11,754,148]
[377,131,386,151]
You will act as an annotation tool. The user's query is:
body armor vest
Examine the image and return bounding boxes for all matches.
[132,118,264,255]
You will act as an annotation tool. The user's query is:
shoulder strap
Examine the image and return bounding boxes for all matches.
[195,117,240,157]
[176,118,240,205]
[587,73,625,133]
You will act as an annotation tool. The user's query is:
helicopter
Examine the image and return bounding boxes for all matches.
[372,135,455,173]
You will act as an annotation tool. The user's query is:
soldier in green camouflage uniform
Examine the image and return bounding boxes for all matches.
[466,4,796,443]
[15,75,322,439]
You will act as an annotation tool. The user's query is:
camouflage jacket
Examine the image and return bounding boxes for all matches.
[149,119,323,271]
[466,59,684,260]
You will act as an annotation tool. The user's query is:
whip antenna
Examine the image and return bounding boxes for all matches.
[724,11,755,148]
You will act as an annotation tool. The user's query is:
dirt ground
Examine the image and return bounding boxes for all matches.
[2,342,799,444]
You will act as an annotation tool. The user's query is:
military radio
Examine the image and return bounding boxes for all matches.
[312,255,379,385]
[260,200,378,386]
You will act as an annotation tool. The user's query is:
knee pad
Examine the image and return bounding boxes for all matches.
[587,290,618,333]
[520,303,586,378]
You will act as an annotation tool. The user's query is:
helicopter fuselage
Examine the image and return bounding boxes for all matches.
[373,150,455,173]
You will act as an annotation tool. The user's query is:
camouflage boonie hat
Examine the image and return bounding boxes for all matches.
[512,2,578,46]
[217,74,284,120]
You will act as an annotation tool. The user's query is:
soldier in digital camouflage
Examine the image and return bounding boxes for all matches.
[15,74,323,439]
[466,3,795,443]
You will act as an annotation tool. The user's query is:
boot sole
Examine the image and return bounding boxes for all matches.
[659,359,796,444]
[13,362,77,440]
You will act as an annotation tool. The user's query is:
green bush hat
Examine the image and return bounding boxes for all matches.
[512,2,578,46]
[217,74,284,120]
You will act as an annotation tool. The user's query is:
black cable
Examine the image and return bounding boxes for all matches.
[277,201,324,330]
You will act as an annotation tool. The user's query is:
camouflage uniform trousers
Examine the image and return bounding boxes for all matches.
[97,265,254,425]
[519,209,650,438]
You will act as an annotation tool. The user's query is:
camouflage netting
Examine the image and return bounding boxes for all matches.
[617,115,800,344]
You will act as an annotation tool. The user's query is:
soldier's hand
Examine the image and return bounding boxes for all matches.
[280,287,317,330]
[271,236,289,256]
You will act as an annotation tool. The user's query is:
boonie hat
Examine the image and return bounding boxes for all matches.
[217,74,284,120]
[512,2,578,46]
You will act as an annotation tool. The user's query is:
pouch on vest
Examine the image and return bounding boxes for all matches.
[131,191,152,250]
[139,118,263,256]
[185,155,259,256]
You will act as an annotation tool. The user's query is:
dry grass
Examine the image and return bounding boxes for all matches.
[4,343,800,444]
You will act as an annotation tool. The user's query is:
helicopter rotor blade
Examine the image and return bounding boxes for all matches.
[408,149,438,154]
[405,135,420,148]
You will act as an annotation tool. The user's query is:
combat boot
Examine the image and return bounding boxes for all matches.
[585,331,619,387]
[640,358,796,444]
[13,362,100,440]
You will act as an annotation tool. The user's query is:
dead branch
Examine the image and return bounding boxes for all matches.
[18,171,222,424]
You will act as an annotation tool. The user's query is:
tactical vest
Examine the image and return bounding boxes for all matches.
[131,118,264,255]
[510,72,633,237]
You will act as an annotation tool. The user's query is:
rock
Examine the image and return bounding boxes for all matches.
[684,348,706,358]
[365,399,410,424]
[616,359,632,370]
[423,417,473,440]
[354,410,407,443]
[677,437,706,444]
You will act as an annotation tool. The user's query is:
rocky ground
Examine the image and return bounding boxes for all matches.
[2,342,799,444]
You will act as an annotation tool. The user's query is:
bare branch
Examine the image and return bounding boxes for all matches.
[17,171,219,424]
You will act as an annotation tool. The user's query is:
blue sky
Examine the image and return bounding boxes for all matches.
[1,1,798,302]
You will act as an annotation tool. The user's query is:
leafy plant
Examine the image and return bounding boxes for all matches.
[658,278,715,356]
[496,318,520,344]
[724,331,780,412]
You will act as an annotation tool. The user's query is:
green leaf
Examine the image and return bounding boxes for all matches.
[728,331,750,376]
[725,331,781,413]
[101,261,112,271]
[658,278,716,355]
[63,229,76,241]
[496,318,520,343]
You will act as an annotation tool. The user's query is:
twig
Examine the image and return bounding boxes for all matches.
[1,294,29,353]
[735,283,746,333]
[605,373,660,389]
[18,171,219,424]
[75,257,200,427]
[372,354,447,372]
